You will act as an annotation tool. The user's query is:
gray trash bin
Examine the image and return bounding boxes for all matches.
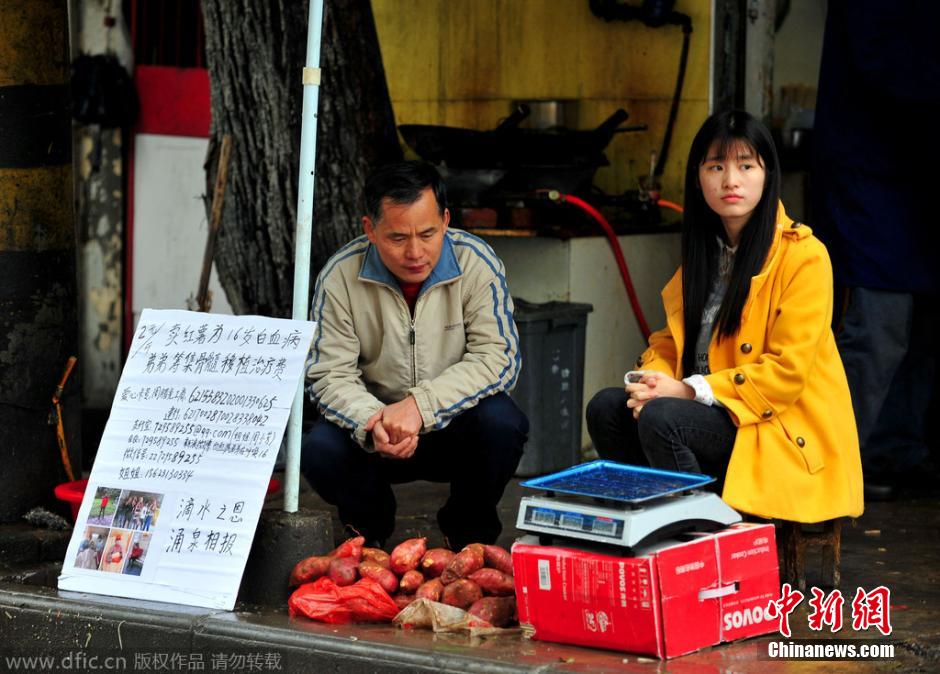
[510,298,593,477]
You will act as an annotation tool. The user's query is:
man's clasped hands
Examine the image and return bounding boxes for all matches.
[365,396,424,459]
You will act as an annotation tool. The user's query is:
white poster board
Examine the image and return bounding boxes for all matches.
[132,134,234,322]
[58,309,315,610]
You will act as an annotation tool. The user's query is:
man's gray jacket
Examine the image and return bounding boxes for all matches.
[305,228,521,448]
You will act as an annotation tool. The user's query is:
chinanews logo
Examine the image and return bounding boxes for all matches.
[724,605,772,631]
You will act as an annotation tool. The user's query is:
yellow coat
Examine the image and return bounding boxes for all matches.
[638,207,863,522]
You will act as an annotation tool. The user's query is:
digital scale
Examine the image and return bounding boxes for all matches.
[516,460,741,551]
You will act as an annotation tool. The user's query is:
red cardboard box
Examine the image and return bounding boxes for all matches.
[512,522,780,658]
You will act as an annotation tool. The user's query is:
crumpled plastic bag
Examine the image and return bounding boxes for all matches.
[288,576,399,624]
[393,598,521,638]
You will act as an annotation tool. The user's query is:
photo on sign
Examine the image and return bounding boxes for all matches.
[73,526,109,570]
[99,529,132,574]
[122,531,153,576]
[112,491,164,532]
[86,486,122,527]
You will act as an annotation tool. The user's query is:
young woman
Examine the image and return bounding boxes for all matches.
[586,110,863,522]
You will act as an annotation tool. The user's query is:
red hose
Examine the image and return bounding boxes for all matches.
[657,198,684,214]
[550,192,652,341]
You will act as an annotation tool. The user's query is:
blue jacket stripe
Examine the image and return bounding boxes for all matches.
[433,282,511,420]
[310,243,369,365]
[316,401,358,431]
[452,236,522,387]
[432,279,520,427]
[497,266,522,390]
[308,239,371,431]
[310,236,368,319]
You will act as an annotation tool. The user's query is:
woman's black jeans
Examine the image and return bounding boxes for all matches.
[585,387,737,486]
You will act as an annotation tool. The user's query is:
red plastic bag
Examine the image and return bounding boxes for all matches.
[288,577,399,624]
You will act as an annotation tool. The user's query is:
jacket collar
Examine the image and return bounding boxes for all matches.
[358,231,462,295]
[746,202,813,307]
[661,201,806,313]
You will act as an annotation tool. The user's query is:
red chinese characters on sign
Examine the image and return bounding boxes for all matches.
[807,587,845,632]
[851,586,893,636]
[769,585,894,637]
[765,582,805,638]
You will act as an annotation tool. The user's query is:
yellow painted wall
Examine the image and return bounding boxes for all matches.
[373,0,711,202]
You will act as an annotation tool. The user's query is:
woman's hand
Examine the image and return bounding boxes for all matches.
[625,381,655,419]
[625,372,694,419]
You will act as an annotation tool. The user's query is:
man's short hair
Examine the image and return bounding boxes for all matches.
[364,160,447,223]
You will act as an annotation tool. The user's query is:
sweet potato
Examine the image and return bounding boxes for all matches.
[441,579,483,609]
[390,537,427,575]
[468,568,515,596]
[415,577,444,602]
[420,548,455,578]
[328,556,359,586]
[331,536,365,561]
[441,547,484,584]
[358,560,399,595]
[468,596,516,628]
[462,543,485,558]
[288,555,332,587]
[399,569,424,593]
[483,544,514,575]
[361,547,391,569]
[392,593,415,611]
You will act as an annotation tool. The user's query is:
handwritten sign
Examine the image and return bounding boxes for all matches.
[58,309,315,609]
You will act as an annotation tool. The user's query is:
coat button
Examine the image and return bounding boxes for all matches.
[761,409,773,419]
[740,343,753,354]
[734,373,746,385]
[635,357,644,368]
[796,437,806,447]
[791,222,801,228]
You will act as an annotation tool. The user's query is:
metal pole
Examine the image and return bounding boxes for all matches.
[285,0,326,513]
[744,0,776,121]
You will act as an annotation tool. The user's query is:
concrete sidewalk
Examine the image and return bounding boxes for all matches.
[1,478,937,672]
[0,578,927,674]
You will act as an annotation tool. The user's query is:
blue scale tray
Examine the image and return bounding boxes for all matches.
[520,460,714,504]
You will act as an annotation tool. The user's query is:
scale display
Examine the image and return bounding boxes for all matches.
[520,460,713,504]
[524,505,625,541]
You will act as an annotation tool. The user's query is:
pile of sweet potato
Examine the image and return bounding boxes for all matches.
[290,536,517,627]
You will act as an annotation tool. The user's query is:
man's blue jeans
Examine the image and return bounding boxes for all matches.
[301,392,528,549]
[586,388,737,486]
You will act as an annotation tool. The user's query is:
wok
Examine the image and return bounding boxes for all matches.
[437,167,507,206]
[438,165,596,205]
[496,164,599,194]
[400,109,638,169]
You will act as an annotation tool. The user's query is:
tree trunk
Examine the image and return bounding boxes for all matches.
[201,0,402,317]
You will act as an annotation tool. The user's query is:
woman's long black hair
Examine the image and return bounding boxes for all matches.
[680,110,782,376]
